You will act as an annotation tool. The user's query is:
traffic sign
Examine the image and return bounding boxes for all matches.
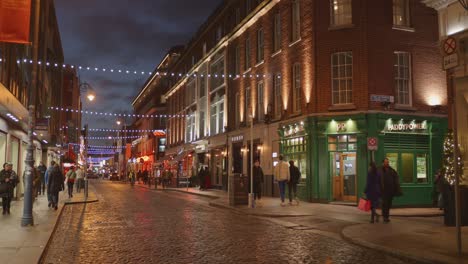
[367,137,378,151]
[443,53,459,70]
[443,37,457,55]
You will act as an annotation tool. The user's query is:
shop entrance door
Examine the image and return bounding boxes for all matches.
[331,152,357,202]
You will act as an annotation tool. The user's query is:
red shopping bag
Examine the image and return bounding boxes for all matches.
[358,197,371,212]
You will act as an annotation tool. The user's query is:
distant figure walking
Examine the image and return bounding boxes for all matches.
[288,160,300,206]
[365,161,381,223]
[48,164,64,210]
[37,161,47,195]
[274,155,290,207]
[75,166,85,193]
[65,166,77,198]
[253,160,264,205]
[45,161,56,207]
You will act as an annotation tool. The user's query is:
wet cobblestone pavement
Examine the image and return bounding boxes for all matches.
[42,181,421,264]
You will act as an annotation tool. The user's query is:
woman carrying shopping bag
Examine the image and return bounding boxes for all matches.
[364,161,381,223]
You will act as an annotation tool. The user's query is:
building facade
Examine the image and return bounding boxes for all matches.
[423,0,468,185]
[130,47,183,177]
[164,0,447,205]
[0,0,64,198]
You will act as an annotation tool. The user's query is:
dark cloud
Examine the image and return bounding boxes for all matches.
[55,0,222,131]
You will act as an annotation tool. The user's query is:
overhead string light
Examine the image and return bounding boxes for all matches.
[2,58,270,79]
[48,106,191,118]
[68,143,128,149]
[85,135,143,140]
[88,128,165,133]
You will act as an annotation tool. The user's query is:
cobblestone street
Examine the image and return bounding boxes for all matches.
[41,181,420,264]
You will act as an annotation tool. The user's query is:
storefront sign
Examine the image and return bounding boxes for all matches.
[386,122,427,132]
[231,135,244,142]
[370,94,394,103]
[283,122,305,137]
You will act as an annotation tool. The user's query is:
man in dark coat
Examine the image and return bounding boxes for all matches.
[288,160,301,205]
[253,160,264,203]
[37,162,47,195]
[380,158,401,223]
[0,162,18,215]
[47,164,64,210]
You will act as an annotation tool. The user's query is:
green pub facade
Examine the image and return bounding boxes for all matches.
[278,113,447,206]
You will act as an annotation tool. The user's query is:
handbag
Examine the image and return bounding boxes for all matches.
[0,183,10,196]
[358,197,371,212]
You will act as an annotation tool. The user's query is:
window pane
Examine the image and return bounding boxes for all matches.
[401,153,414,183]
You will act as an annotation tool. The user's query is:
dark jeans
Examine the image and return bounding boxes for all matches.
[288,182,298,202]
[76,179,84,193]
[253,182,262,200]
[278,181,287,202]
[38,180,46,195]
[67,182,74,197]
[51,192,59,206]
[381,196,393,220]
[2,197,12,211]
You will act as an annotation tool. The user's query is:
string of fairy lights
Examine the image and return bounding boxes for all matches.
[0,58,272,79]
[49,106,191,118]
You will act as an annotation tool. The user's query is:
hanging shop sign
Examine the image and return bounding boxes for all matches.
[231,135,244,143]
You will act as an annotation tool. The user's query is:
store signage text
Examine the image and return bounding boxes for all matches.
[284,122,305,137]
[387,122,427,131]
[231,135,244,142]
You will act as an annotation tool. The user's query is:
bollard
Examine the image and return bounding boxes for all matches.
[84,179,88,199]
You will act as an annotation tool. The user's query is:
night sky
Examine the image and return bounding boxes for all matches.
[55,0,222,140]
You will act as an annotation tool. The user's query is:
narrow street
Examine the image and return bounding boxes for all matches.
[42,181,418,264]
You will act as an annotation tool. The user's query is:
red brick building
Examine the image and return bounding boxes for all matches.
[163,0,447,205]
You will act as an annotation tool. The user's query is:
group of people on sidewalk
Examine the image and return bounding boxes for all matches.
[364,158,402,223]
[272,155,301,207]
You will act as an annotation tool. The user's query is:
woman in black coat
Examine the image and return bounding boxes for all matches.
[364,161,382,223]
[47,165,64,210]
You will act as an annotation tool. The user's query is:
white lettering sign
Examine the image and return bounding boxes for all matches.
[387,123,427,131]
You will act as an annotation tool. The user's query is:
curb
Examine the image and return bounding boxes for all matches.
[340,225,446,264]
[208,201,315,218]
[37,193,99,264]
[165,188,220,199]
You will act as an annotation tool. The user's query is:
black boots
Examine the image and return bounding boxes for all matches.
[370,209,380,223]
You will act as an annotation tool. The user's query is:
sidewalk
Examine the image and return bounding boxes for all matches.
[165,186,467,264]
[0,185,98,264]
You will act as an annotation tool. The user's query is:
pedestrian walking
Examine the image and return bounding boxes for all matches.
[365,161,381,223]
[143,169,149,185]
[47,164,64,210]
[379,158,402,223]
[274,155,290,206]
[198,166,206,190]
[288,160,300,206]
[45,161,56,207]
[434,170,445,210]
[0,162,18,215]
[75,166,85,193]
[253,160,264,205]
[65,166,77,198]
[137,170,142,184]
[37,161,47,195]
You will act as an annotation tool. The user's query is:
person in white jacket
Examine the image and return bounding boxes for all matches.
[274,155,290,206]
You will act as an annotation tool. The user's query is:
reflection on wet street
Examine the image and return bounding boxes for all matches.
[42,181,419,263]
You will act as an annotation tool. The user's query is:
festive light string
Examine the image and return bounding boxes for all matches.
[0,58,272,79]
[49,106,190,118]
[68,143,128,149]
[88,128,165,133]
[85,135,143,140]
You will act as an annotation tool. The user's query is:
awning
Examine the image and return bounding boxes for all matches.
[169,150,193,165]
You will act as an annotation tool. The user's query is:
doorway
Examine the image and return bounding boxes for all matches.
[331,152,357,202]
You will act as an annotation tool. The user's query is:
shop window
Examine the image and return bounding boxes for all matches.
[328,135,356,152]
[401,153,414,184]
[283,135,307,181]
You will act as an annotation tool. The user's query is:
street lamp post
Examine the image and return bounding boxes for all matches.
[22,0,41,227]
[79,82,96,200]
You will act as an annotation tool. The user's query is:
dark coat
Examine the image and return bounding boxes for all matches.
[365,169,381,202]
[0,169,17,198]
[253,166,264,184]
[37,164,47,181]
[380,166,400,198]
[289,165,301,185]
[47,167,64,194]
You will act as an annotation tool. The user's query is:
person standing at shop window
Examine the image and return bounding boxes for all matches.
[288,160,300,206]
[0,162,18,215]
[274,155,290,207]
[380,158,402,223]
